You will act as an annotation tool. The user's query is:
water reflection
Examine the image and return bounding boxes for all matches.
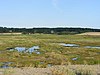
[60,43,79,47]
[15,47,26,52]
[60,43,100,49]
[72,57,78,61]
[85,46,100,49]
[9,46,40,54]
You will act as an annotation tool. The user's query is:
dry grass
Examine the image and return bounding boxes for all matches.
[50,65,100,75]
[0,65,100,75]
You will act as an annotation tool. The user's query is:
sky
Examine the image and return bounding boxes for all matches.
[0,0,100,29]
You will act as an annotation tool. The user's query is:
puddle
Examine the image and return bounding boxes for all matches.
[47,64,52,67]
[60,43,79,47]
[15,47,26,52]
[27,46,40,54]
[26,46,40,54]
[72,57,78,61]
[85,46,100,49]
[8,46,41,54]
[0,62,13,68]
[60,43,100,49]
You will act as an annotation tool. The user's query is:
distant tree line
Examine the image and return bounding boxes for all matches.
[0,27,100,35]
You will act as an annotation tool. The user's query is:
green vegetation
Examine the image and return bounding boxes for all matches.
[0,27,100,34]
[0,34,100,67]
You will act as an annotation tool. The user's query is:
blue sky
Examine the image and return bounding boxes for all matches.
[0,0,100,28]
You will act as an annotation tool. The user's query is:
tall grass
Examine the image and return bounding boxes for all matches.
[50,65,100,75]
[0,65,100,75]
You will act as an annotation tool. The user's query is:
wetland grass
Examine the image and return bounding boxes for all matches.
[0,34,100,67]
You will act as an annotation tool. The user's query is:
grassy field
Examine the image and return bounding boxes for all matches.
[0,34,100,68]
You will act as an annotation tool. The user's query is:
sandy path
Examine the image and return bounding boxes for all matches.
[77,32,100,35]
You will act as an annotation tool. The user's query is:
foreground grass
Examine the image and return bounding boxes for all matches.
[0,34,100,67]
[0,65,100,75]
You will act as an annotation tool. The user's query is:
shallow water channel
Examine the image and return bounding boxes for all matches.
[59,43,100,49]
[85,46,100,49]
[59,43,79,47]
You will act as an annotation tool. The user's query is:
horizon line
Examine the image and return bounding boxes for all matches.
[0,26,100,29]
